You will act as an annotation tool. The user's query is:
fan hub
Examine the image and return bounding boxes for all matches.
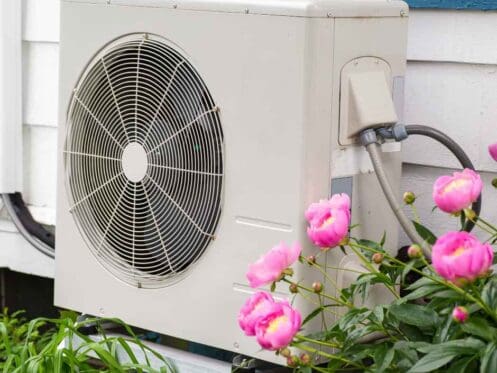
[122,142,148,182]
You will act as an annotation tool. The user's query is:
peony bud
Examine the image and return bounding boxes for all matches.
[312,282,323,293]
[280,347,291,358]
[452,306,469,323]
[305,195,351,250]
[432,232,493,285]
[489,143,497,162]
[372,253,384,264]
[287,355,299,367]
[407,244,423,259]
[300,353,311,365]
[403,191,416,205]
[432,169,482,213]
[289,283,298,294]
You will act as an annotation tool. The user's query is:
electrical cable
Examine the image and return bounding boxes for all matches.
[364,140,432,259]
[361,124,482,260]
[1,193,55,258]
[404,125,481,232]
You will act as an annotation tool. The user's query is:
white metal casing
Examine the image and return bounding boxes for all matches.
[55,0,408,364]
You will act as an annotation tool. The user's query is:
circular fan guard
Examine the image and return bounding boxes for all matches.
[64,34,224,288]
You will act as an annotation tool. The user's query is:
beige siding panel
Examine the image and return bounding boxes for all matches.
[22,125,57,223]
[403,61,497,173]
[22,0,60,42]
[23,41,59,127]
[408,10,497,65]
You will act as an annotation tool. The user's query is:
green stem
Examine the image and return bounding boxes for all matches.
[295,334,340,348]
[410,204,420,224]
[292,342,365,369]
[297,289,340,317]
[283,278,352,308]
[477,216,497,233]
[306,257,341,291]
[348,243,400,300]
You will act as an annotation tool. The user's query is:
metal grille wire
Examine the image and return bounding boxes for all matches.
[64,34,224,288]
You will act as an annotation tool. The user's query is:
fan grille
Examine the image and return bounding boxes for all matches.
[64,34,224,288]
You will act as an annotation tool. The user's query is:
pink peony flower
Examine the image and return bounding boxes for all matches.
[432,169,482,213]
[238,292,275,336]
[305,193,351,223]
[489,143,497,162]
[246,242,302,288]
[452,306,469,323]
[255,301,301,350]
[305,194,351,249]
[306,207,350,249]
[432,231,493,285]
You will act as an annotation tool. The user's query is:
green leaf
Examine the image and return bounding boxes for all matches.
[449,356,475,373]
[480,342,497,373]
[398,284,440,303]
[380,231,386,246]
[412,221,437,245]
[406,276,437,291]
[416,338,484,355]
[394,341,419,365]
[433,315,453,344]
[401,261,416,283]
[374,345,395,373]
[390,304,439,328]
[59,310,78,323]
[482,278,497,310]
[302,304,340,326]
[409,339,483,372]
[373,305,384,324]
[461,317,496,342]
[408,353,455,372]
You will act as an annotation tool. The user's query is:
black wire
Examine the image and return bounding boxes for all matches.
[4,193,55,248]
[405,124,482,232]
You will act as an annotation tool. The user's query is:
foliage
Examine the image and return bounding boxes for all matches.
[0,309,176,372]
[274,201,497,371]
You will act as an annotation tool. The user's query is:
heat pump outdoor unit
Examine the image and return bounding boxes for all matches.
[55,0,408,363]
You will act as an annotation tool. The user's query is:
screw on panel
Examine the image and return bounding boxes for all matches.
[233,342,239,349]
[400,9,407,17]
[137,282,142,289]
[244,8,249,14]
[173,4,177,8]
[106,0,111,4]
[326,12,333,17]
